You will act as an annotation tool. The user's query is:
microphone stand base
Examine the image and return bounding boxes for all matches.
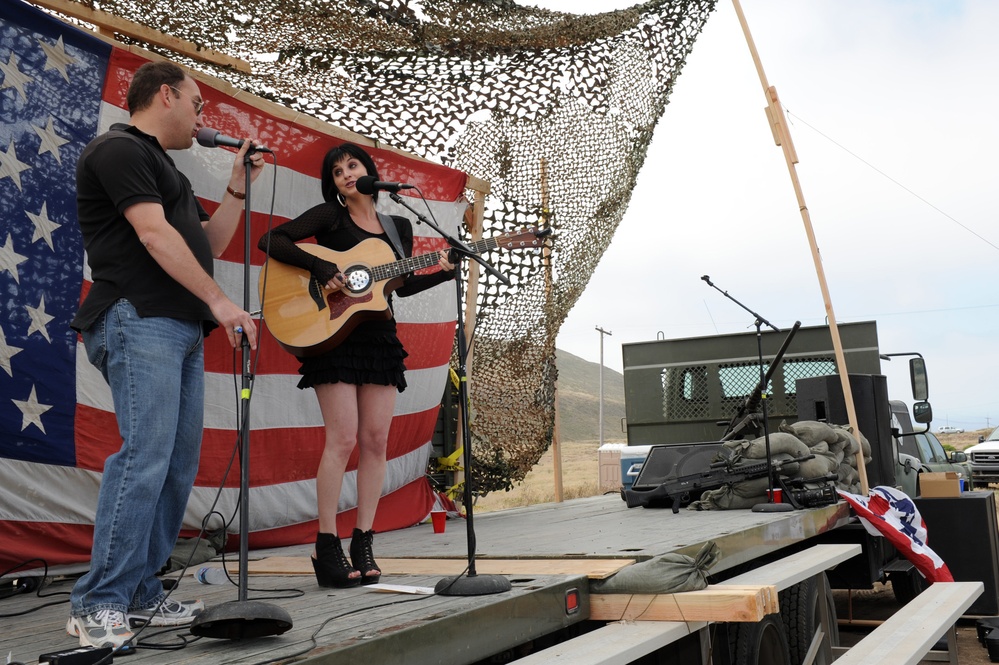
[435,574,512,596]
[189,600,293,640]
[752,501,795,513]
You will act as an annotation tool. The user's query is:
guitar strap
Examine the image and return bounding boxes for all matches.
[377,211,407,264]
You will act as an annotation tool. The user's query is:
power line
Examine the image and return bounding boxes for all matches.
[784,109,999,253]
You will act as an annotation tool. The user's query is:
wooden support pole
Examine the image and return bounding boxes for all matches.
[731,0,869,492]
[540,157,564,503]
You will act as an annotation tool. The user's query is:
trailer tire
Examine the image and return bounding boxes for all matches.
[889,568,927,606]
[734,614,792,665]
[779,574,837,665]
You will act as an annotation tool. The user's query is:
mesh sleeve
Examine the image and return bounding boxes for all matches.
[257,202,339,278]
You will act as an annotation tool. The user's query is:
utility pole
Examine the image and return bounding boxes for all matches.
[596,326,613,447]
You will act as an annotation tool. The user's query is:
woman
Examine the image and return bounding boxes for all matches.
[258,143,455,587]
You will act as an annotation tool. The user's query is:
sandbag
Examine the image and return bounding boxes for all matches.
[690,477,770,510]
[741,432,811,459]
[780,420,839,447]
[162,529,227,574]
[838,463,859,488]
[832,425,869,460]
[592,541,720,594]
[797,456,836,479]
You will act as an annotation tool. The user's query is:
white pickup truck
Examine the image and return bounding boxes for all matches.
[965,425,999,488]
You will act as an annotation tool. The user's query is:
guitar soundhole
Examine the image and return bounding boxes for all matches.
[343,268,371,293]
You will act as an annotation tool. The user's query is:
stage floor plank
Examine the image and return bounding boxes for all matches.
[2,495,847,664]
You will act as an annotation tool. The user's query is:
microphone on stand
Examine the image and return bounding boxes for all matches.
[196,128,272,153]
[355,175,415,194]
[701,275,713,286]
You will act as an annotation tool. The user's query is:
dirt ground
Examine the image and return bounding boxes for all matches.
[835,582,993,664]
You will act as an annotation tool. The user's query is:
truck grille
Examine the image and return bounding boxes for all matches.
[971,451,999,464]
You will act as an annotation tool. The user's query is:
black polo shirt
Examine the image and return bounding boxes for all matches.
[72,123,215,332]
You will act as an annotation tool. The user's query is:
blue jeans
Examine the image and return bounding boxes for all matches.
[71,299,205,616]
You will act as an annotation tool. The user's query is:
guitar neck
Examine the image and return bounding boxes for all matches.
[371,236,498,282]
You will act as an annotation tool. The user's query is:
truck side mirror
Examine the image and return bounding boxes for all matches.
[912,400,932,423]
[910,357,928,401]
[950,451,968,463]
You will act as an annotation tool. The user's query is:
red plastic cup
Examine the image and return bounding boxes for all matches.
[766,488,783,503]
[431,510,446,533]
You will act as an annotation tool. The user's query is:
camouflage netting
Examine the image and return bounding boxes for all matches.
[60,0,717,494]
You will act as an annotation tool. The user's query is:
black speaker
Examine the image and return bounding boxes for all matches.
[795,374,895,488]
[631,442,730,491]
[915,491,999,616]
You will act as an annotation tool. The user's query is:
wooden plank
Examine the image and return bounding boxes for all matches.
[203,556,635,579]
[833,581,983,665]
[512,620,709,665]
[720,543,862,591]
[26,0,251,72]
[589,585,777,623]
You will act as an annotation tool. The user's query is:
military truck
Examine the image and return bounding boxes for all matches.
[621,320,934,600]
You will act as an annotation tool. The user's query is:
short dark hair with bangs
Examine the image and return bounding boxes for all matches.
[320,143,381,203]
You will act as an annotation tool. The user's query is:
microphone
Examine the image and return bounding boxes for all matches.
[355,175,414,195]
[196,128,272,153]
[701,275,713,285]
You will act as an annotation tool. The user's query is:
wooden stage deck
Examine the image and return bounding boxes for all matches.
[2,495,849,665]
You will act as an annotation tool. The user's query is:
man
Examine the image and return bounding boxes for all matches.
[67,60,263,649]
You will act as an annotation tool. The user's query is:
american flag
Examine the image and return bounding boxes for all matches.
[0,0,466,574]
[837,485,953,583]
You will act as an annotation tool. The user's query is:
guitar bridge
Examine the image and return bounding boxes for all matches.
[308,277,327,311]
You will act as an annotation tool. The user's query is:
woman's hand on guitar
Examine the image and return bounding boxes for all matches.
[309,257,344,291]
[325,273,346,291]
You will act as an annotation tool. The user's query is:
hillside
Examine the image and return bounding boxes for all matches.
[555,348,627,444]
[474,349,625,511]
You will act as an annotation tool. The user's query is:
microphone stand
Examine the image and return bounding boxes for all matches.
[388,192,512,596]
[701,276,793,514]
[191,150,293,638]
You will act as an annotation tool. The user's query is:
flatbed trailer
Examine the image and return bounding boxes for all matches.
[7,495,851,665]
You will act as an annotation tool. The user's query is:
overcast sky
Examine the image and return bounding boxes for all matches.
[529,0,999,432]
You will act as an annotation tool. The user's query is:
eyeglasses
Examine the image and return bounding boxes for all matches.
[169,86,206,116]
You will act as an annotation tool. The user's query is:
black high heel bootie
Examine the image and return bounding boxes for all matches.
[312,532,361,588]
[349,528,381,585]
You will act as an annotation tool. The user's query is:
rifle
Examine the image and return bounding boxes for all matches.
[719,321,802,441]
[623,453,814,513]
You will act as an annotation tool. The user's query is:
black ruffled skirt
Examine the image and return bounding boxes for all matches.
[297,321,408,392]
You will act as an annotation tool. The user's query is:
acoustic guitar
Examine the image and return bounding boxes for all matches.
[259,227,546,356]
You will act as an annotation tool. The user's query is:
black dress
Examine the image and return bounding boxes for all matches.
[258,201,454,392]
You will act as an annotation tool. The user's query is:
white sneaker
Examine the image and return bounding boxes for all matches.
[66,609,134,648]
[127,597,204,627]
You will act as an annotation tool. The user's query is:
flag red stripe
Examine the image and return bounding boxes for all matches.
[103,48,467,197]
[74,403,440,487]
[203,321,455,375]
[211,476,437,549]
[0,477,435,572]
[0,521,95,571]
